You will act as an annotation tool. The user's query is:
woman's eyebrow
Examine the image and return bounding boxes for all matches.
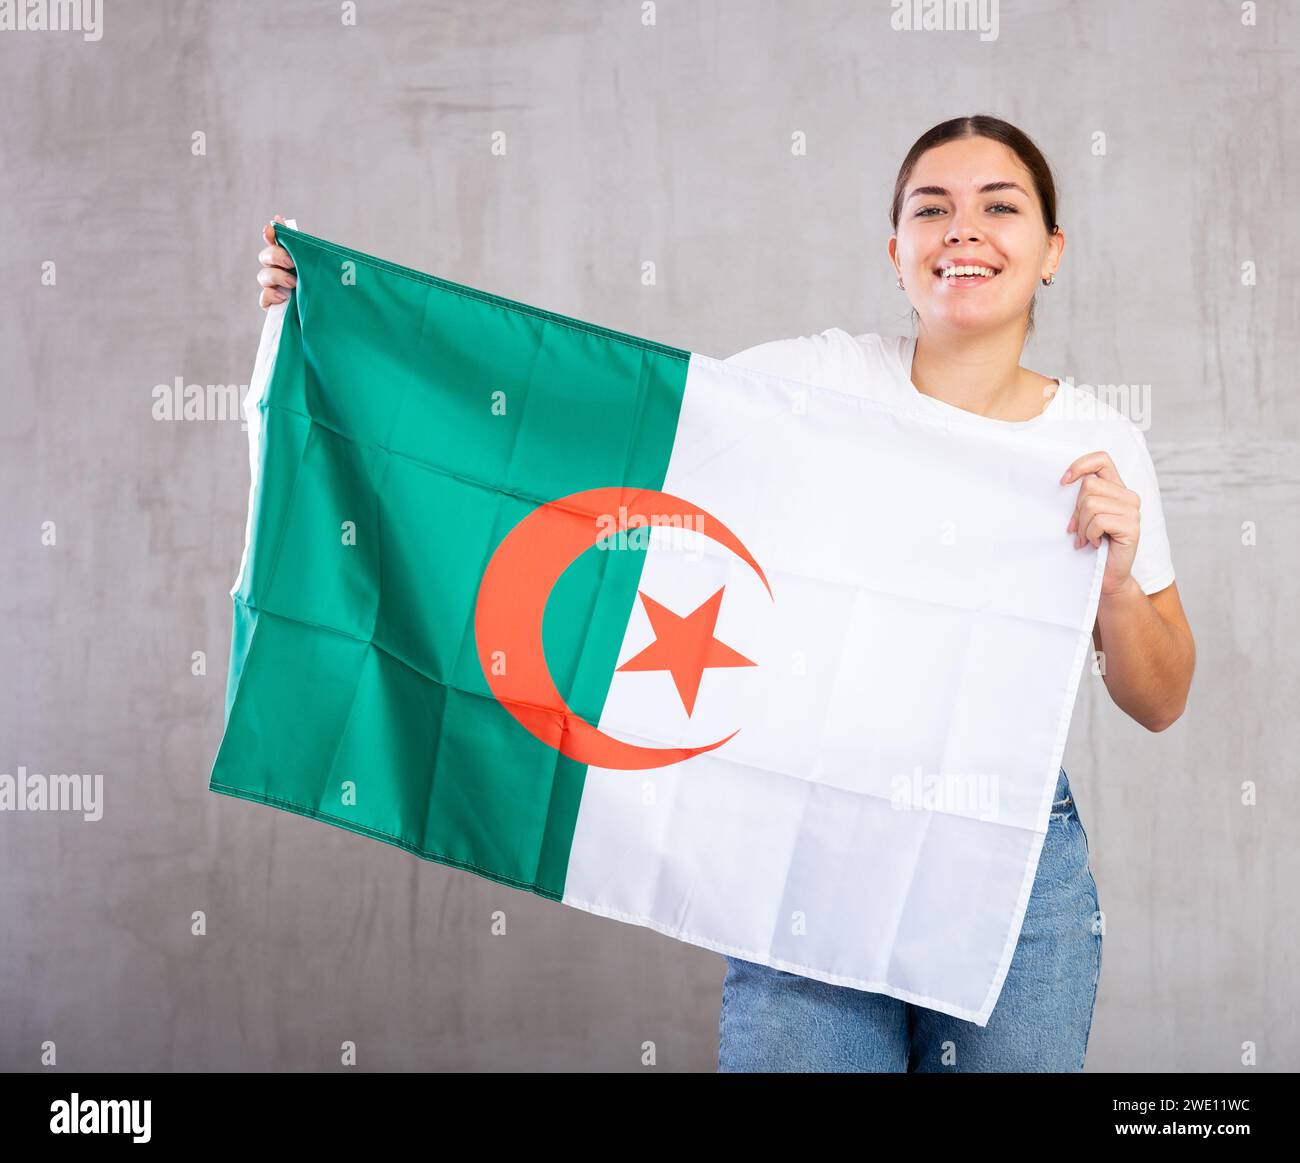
[907,181,1030,200]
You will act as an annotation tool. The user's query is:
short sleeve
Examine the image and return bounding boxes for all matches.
[1119,423,1176,595]
[723,329,844,388]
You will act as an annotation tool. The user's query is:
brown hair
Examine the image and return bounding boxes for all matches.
[890,115,1059,335]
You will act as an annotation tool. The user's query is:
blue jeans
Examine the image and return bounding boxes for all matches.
[718,766,1103,1072]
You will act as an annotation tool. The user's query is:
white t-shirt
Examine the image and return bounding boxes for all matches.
[724,328,1176,596]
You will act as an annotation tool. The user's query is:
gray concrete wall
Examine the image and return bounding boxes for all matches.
[1,0,1295,1071]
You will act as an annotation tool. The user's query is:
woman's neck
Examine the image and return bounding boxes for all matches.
[910,325,1057,422]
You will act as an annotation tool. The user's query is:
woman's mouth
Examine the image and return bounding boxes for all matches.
[933,263,1001,287]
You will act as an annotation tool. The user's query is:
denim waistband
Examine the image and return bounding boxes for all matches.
[1051,765,1071,808]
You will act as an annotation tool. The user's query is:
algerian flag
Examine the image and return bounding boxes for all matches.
[210,225,1105,1027]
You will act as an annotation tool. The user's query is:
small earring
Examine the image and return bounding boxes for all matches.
[1041,273,1055,286]
[897,276,905,290]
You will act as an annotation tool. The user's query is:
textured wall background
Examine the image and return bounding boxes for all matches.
[1,0,1296,1072]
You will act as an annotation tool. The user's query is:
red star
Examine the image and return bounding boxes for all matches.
[615,587,756,716]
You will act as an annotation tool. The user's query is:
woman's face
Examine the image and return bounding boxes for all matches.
[890,136,1063,335]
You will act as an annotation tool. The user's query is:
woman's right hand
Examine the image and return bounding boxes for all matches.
[257,214,297,309]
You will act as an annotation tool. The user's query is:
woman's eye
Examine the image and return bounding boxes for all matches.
[916,203,1018,217]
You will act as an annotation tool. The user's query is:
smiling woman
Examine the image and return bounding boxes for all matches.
[890,117,1062,338]
[717,113,1196,1074]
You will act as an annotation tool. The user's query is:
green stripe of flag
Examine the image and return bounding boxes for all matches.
[210,227,690,898]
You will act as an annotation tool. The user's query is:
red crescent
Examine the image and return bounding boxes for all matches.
[474,486,772,770]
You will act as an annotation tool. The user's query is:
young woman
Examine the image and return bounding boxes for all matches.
[714,115,1196,1072]
[252,114,1195,1071]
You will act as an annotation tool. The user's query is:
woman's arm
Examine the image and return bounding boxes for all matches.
[1090,579,1195,731]
[1063,450,1196,732]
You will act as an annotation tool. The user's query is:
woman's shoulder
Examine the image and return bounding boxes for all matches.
[724,325,852,362]
[1047,381,1156,452]
[722,328,906,390]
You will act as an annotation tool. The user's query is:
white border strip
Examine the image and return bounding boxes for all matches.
[230,219,296,598]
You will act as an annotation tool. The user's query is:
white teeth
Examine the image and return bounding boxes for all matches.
[940,265,997,278]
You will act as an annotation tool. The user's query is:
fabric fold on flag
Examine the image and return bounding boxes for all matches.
[210,224,1107,1026]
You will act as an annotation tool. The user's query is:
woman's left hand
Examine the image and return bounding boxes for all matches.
[1060,451,1140,596]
